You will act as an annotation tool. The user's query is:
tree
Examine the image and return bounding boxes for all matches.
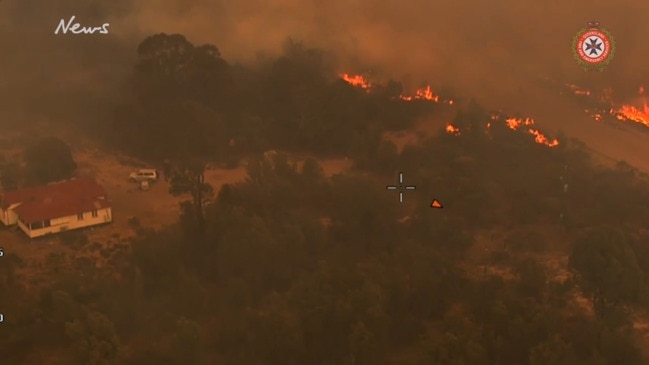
[427,332,489,365]
[169,160,213,239]
[65,309,122,364]
[515,258,547,299]
[529,335,579,365]
[244,293,305,365]
[0,157,21,190]
[135,33,231,108]
[170,317,201,365]
[116,33,232,161]
[23,137,76,185]
[134,33,195,104]
[570,227,644,310]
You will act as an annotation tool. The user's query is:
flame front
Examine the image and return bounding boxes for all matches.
[489,114,559,147]
[505,117,534,130]
[339,73,453,104]
[566,82,649,127]
[339,73,557,147]
[615,102,649,126]
[529,129,559,147]
[400,86,440,102]
[340,73,371,89]
[612,86,649,126]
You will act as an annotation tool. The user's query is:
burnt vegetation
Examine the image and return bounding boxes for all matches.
[3,33,649,364]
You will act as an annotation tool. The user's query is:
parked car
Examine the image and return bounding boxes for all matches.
[129,169,158,183]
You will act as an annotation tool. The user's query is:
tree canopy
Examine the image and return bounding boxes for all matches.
[23,136,77,185]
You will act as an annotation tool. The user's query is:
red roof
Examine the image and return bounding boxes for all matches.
[0,178,110,224]
[14,197,111,224]
[1,178,106,209]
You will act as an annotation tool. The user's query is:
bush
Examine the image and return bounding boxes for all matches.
[59,231,89,249]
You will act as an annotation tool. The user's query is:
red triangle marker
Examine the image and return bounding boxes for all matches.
[431,199,443,208]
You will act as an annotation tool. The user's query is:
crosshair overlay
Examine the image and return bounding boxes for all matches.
[386,172,416,203]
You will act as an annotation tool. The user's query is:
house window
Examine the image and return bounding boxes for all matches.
[77,213,84,220]
[43,220,51,228]
[91,210,98,218]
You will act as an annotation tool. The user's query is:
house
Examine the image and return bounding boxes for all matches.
[0,178,112,238]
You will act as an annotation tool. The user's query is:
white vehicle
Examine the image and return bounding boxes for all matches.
[129,169,158,183]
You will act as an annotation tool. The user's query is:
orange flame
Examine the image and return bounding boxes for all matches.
[611,86,649,126]
[341,73,557,147]
[492,114,559,147]
[339,74,453,104]
[449,115,559,146]
[568,82,649,125]
[584,109,603,121]
[528,129,559,147]
[340,73,370,89]
[400,86,439,102]
[505,117,534,130]
[445,123,460,135]
[614,102,649,126]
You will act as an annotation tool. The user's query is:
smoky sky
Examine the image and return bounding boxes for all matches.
[2,0,649,118]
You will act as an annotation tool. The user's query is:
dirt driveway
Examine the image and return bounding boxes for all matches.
[73,149,249,242]
[73,149,351,242]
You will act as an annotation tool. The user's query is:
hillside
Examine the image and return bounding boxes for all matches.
[2,34,649,364]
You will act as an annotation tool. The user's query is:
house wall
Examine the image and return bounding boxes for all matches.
[16,220,30,236]
[0,203,21,226]
[18,207,113,238]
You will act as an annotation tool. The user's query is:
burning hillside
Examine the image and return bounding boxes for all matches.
[563,83,649,127]
[615,103,649,126]
[339,73,453,104]
[445,115,559,147]
[490,114,559,147]
[339,73,559,148]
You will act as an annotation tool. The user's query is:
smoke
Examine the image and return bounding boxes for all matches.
[2,0,649,121]
[117,0,649,98]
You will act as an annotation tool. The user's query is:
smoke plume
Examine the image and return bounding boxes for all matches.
[2,0,648,147]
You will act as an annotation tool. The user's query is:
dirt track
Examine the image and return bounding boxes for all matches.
[460,72,649,172]
[390,77,649,173]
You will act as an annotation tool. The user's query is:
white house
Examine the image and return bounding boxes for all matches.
[0,178,112,238]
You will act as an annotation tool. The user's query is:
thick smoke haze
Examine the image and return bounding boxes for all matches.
[2,0,648,123]
[123,0,649,97]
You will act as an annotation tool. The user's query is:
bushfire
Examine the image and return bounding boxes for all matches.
[445,115,559,147]
[340,74,370,89]
[615,103,649,126]
[614,86,649,126]
[491,114,559,147]
[339,73,453,104]
[340,73,558,147]
[566,83,649,126]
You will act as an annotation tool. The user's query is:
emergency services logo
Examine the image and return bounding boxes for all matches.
[572,21,615,71]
